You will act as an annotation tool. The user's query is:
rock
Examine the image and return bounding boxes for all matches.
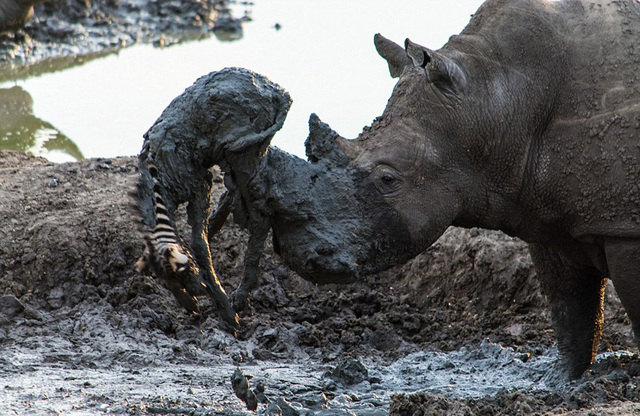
[0,295,25,318]
[262,402,282,415]
[326,359,369,386]
[275,397,299,416]
[231,367,258,411]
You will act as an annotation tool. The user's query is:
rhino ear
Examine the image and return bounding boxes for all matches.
[374,33,412,78]
[405,38,468,95]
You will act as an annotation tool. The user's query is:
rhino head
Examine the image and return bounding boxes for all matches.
[234,35,479,283]
[244,121,416,284]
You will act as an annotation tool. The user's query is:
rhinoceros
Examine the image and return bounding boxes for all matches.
[141,0,639,379]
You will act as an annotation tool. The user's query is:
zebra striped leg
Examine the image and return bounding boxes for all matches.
[137,163,201,315]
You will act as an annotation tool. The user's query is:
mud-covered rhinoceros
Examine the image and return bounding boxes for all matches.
[139,0,639,379]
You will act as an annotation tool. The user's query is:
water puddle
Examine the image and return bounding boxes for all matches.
[0,0,484,162]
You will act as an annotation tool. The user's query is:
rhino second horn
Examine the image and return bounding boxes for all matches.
[305,113,343,163]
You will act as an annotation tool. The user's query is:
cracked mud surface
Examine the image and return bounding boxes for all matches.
[0,151,638,415]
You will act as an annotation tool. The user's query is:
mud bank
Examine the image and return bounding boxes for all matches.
[0,0,244,81]
[0,151,638,415]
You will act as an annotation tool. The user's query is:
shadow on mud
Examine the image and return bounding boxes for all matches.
[0,86,83,160]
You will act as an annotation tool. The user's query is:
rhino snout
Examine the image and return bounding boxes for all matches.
[300,244,358,284]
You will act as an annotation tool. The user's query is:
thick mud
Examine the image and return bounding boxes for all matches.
[1,151,638,415]
[1,1,638,413]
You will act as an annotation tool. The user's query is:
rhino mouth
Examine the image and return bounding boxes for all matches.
[299,256,358,284]
[273,234,360,284]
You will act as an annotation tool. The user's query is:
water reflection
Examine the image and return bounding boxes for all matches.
[0,86,83,161]
[0,47,120,85]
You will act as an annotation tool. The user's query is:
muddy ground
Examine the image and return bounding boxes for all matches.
[1,1,640,414]
[0,151,638,415]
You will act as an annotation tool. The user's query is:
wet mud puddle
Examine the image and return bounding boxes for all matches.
[1,338,566,415]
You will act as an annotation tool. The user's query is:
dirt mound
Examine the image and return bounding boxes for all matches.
[0,151,637,414]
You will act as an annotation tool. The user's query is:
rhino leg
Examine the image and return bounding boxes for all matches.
[186,175,239,332]
[208,190,234,238]
[604,238,640,349]
[232,220,270,311]
[529,243,607,380]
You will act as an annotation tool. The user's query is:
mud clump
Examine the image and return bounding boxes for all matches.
[0,151,638,415]
[231,367,260,411]
[326,359,369,386]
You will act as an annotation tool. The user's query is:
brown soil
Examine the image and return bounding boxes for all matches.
[0,150,638,415]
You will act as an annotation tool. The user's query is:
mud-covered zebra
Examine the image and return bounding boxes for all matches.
[135,149,239,332]
[135,67,290,332]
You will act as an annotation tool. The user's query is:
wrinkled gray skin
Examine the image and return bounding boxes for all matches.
[355,0,640,380]
[0,0,37,32]
[227,0,639,380]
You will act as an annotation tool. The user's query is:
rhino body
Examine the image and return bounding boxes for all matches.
[142,0,639,379]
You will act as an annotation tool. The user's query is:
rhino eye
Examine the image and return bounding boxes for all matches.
[372,166,403,195]
[381,174,395,185]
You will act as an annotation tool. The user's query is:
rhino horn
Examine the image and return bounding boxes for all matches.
[305,113,350,166]
[374,33,412,78]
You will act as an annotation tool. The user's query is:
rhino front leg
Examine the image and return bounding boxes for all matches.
[232,219,270,311]
[187,176,239,332]
[604,238,640,349]
[208,190,234,237]
[529,243,607,380]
